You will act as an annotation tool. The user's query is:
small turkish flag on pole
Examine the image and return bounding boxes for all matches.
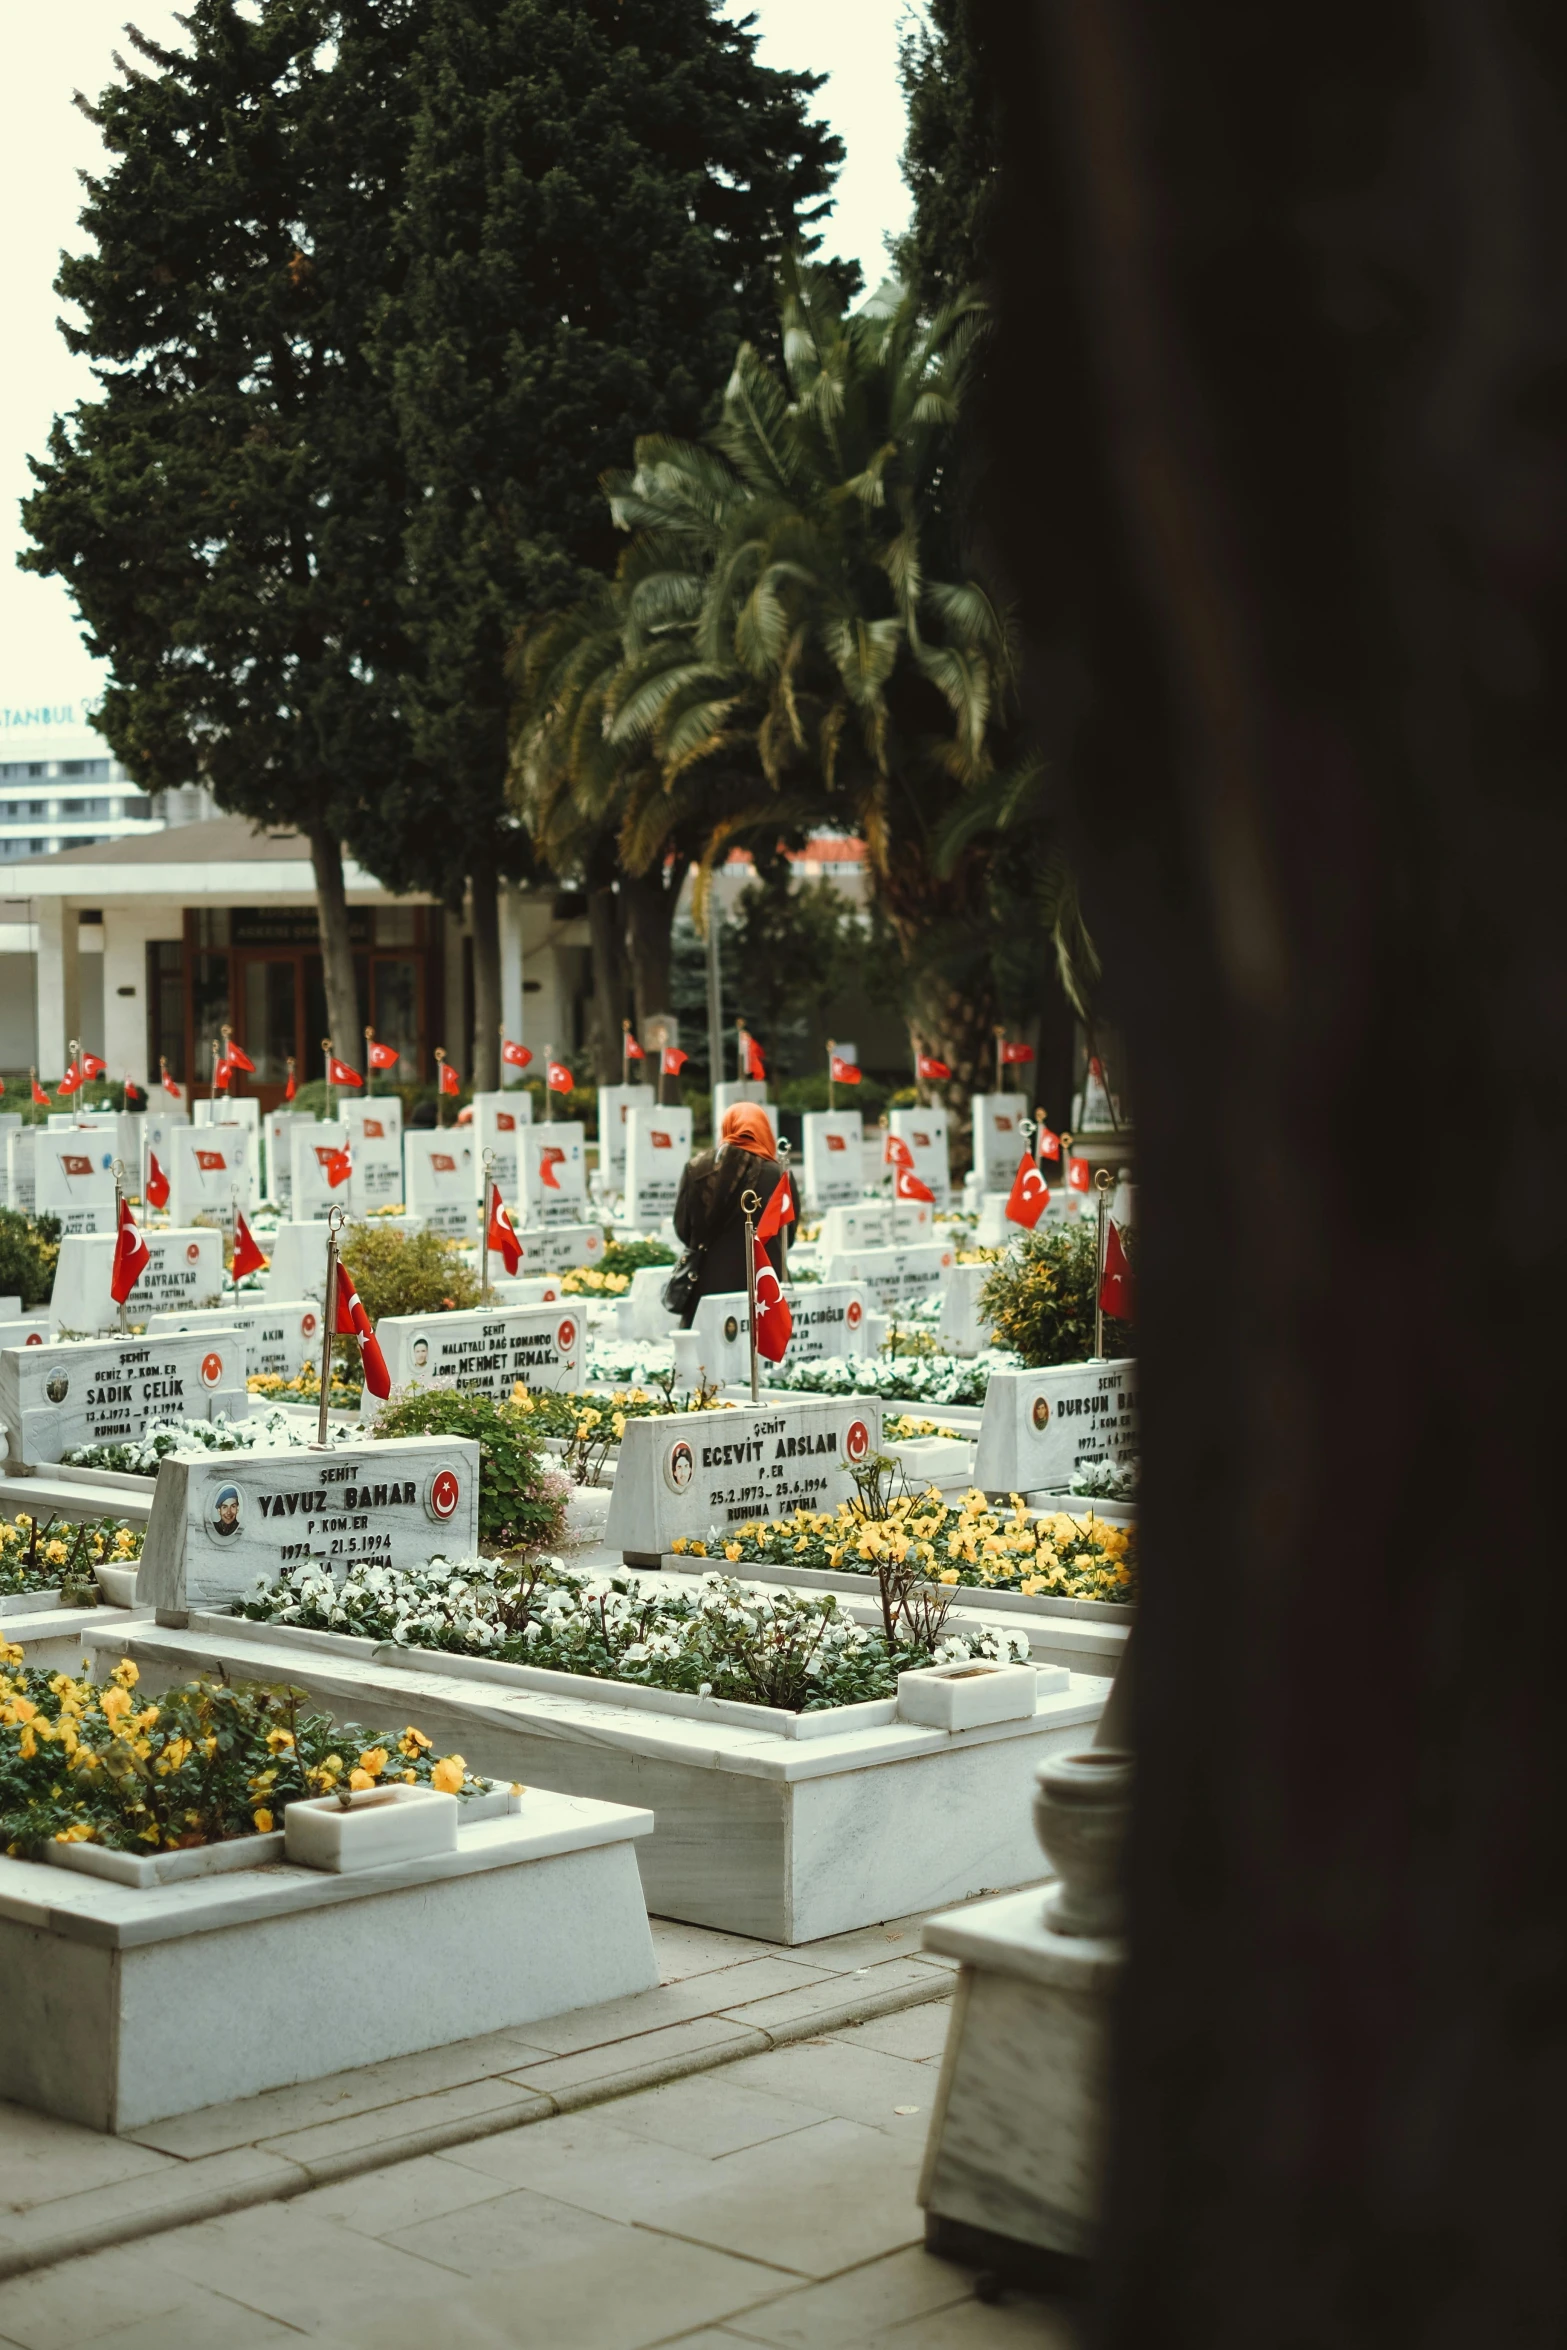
[884,1133,915,1170]
[547,1059,574,1093]
[213,1056,232,1093]
[1000,1040,1034,1066]
[829,1054,860,1086]
[145,1150,170,1210]
[110,1199,151,1305]
[753,1262,793,1362]
[81,1051,107,1080]
[622,1023,644,1065]
[754,1171,796,1243]
[30,1071,49,1107]
[502,1038,533,1069]
[368,1040,399,1070]
[741,1028,766,1081]
[230,1210,267,1282]
[160,1061,183,1101]
[1099,1218,1134,1322]
[895,1164,935,1203]
[487,1183,523,1275]
[915,1051,949,1082]
[537,1144,566,1190]
[1037,1125,1062,1162]
[1005,1152,1050,1230]
[1066,1155,1092,1193]
[660,1046,688,1077]
[224,1041,256,1074]
[327,1056,364,1089]
[335,1261,390,1400]
[438,1059,461,1096]
[317,1144,352,1189]
[56,1063,82,1097]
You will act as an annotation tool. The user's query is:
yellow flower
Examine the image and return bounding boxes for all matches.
[723,1541,742,1562]
[356,1746,389,1781]
[0,1643,20,1668]
[45,1539,67,1566]
[431,1754,465,1794]
[266,1727,295,1752]
[112,1659,139,1689]
[253,1807,275,1833]
[671,1538,688,1555]
[100,1686,132,1723]
[398,1725,432,1755]
[348,1768,375,1790]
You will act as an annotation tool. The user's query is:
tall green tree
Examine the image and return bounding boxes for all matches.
[21,0,422,1067]
[380,0,846,1088]
[894,0,999,308]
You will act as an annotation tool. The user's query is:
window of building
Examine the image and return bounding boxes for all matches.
[147,939,184,1083]
[27,800,46,816]
[60,760,110,778]
[119,795,155,820]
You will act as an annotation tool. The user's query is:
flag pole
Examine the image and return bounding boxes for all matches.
[315,1207,345,1449]
[1062,1128,1075,1210]
[211,1035,220,1106]
[480,1148,495,1304]
[1094,1167,1113,1359]
[653,1026,666,1112]
[543,1042,554,1123]
[112,1159,127,1334]
[827,1038,836,1115]
[365,1026,376,1098]
[622,1019,633,1087]
[323,1037,334,1120]
[775,1142,792,1282]
[230,1187,241,1308]
[220,1024,236,1103]
[742,1187,761,1405]
[434,1048,447,1129]
[994,1025,1005,1097]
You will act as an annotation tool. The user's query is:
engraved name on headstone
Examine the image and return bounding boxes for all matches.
[509,1223,604,1274]
[820,1242,954,1316]
[51,1228,224,1337]
[971,1358,1138,1494]
[373,1303,582,1406]
[687,1282,871,1387]
[145,1298,323,1379]
[0,1331,249,1469]
[606,1395,883,1561]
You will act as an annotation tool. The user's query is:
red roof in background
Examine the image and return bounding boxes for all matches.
[724,836,865,866]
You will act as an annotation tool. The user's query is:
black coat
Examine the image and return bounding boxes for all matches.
[672,1148,787,1325]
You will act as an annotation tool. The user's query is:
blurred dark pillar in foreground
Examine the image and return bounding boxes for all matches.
[974,3,1567,2340]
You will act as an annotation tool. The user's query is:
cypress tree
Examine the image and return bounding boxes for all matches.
[895,0,999,308]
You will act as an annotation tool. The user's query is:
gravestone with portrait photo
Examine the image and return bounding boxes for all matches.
[624,1105,692,1232]
[518,1123,587,1227]
[167,1125,256,1226]
[0,1330,250,1470]
[971,1358,1138,1495]
[605,1393,884,1563]
[370,1302,583,1408]
[472,1090,534,1200]
[134,1433,482,1615]
[403,1130,477,1238]
[345,1095,404,1214]
[687,1282,873,1388]
[51,1228,224,1338]
[33,1135,116,1237]
[594,1085,653,1191]
[801,1111,864,1212]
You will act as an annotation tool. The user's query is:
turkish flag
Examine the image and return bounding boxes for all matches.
[327,1056,364,1089]
[1005,1151,1050,1230]
[316,1144,352,1188]
[829,1054,861,1086]
[56,1065,82,1096]
[547,1059,574,1093]
[1000,1041,1034,1065]
[537,1144,566,1190]
[1099,1219,1134,1321]
[623,1032,645,1062]
[1037,1126,1062,1161]
[214,1057,232,1093]
[753,1262,793,1362]
[438,1059,461,1096]
[661,1046,688,1077]
[162,1068,183,1100]
[487,1183,522,1275]
[283,1066,296,1101]
[230,1210,267,1280]
[1066,1155,1092,1193]
[110,1199,151,1304]
[145,1150,170,1210]
[895,1164,935,1203]
[884,1133,915,1170]
[916,1052,950,1081]
[194,1148,227,1172]
[224,1041,256,1074]
[742,1031,766,1080]
[368,1040,399,1070]
[334,1261,390,1400]
[60,1154,95,1177]
[502,1039,532,1069]
[755,1171,796,1242]
[31,1075,49,1106]
[81,1051,107,1080]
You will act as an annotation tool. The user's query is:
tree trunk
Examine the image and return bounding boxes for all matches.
[622,861,687,1031]
[981,0,1567,2340]
[468,864,501,1093]
[586,881,629,1084]
[306,823,360,1076]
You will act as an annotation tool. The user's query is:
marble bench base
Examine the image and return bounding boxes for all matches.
[0,1790,656,2133]
[917,1887,1126,2273]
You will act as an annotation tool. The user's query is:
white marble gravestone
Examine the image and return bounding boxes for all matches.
[971,1094,1029,1194]
[617,1262,680,1341]
[194,1096,261,1137]
[344,1096,404,1215]
[504,1222,604,1275]
[167,1126,256,1226]
[374,1303,583,1405]
[889,1106,952,1210]
[52,1228,224,1337]
[0,1331,250,1469]
[145,1299,323,1380]
[594,1085,653,1190]
[818,1200,899,1254]
[802,1111,864,1212]
[0,1115,19,1208]
[471,1090,533,1200]
[606,1394,883,1562]
[134,1434,482,1614]
[518,1122,587,1227]
[142,1104,190,1205]
[290,1120,352,1222]
[0,1316,50,1350]
[49,1109,144,1177]
[711,1082,774,1128]
[821,1241,954,1316]
[687,1282,871,1386]
[939,1260,1003,1358]
[485,1274,568,1308]
[971,1359,1138,1495]
[262,1109,312,1210]
[404,1130,477,1237]
[33,1135,116,1236]
[4,1131,35,1219]
[624,1106,691,1232]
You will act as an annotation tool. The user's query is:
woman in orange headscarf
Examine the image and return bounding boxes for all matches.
[671,1103,790,1326]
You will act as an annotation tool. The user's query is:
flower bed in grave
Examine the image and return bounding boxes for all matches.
[0,1646,481,1860]
[676,1492,1136,1607]
[61,1410,355,1476]
[0,1515,144,1603]
[758,1349,1018,1407]
[236,1557,1032,1711]
[1070,1455,1139,1503]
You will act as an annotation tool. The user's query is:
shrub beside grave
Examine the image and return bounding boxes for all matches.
[371,1388,569,1555]
[338,1221,480,1325]
[978,1223,1132,1367]
[0,1209,60,1309]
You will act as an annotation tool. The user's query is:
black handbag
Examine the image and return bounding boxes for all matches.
[661,1245,705,1318]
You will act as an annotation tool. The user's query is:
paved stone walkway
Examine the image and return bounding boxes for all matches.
[0,1907,1075,2346]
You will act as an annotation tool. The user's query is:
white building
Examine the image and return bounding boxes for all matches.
[0,700,215,865]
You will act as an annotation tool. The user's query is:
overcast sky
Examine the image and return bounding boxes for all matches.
[0,1,916,709]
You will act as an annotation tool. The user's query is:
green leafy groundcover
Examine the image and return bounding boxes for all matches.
[598,1238,676,1279]
[0,1653,484,1859]
[371,1388,569,1554]
[0,1209,60,1310]
[239,1558,1032,1714]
